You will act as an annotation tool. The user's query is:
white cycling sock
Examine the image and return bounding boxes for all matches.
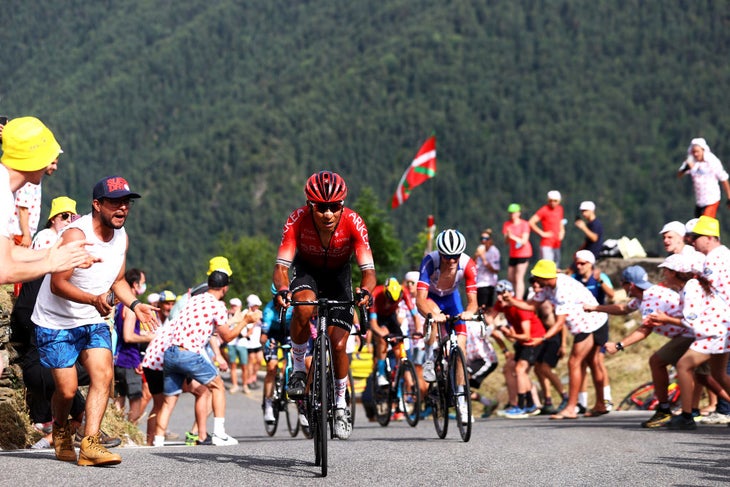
[425,345,435,362]
[603,385,612,402]
[292,342,308,372]
[335,377,348,409]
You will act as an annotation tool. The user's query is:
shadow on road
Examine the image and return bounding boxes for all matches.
[150,451,321,478]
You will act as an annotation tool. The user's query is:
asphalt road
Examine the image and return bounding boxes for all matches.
[3,389,730,486]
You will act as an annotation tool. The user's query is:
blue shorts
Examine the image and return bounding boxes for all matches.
[163,345,219,396]
[428,291,466,335]
[36,323,112,369]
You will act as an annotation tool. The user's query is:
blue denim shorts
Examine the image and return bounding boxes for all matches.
[227,344,249,365]
[36,323,112,369]
[163,345,219,395]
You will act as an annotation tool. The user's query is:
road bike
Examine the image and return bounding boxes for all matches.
[373,334,420,427]
[424,312,484,442]
[618,368,681,411]
[261,343,301,437]
[287,297,366,477]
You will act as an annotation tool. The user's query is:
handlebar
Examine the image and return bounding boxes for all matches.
[278,297,369,338]
[424,309,486,341]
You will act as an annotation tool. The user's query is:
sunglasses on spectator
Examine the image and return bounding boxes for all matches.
[310,202,343,213]
[575,261,591,266]
[59,212,73,221]
[102,198,134,209]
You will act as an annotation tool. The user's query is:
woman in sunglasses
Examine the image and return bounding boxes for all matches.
[31,196,77,250]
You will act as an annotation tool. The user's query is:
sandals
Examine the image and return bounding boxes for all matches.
[549,412,578,420]
[583,408,609,417]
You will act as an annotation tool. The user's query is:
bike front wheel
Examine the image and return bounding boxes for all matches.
[396,361,420,427]
[311,335,330,477]
[430,356,448,439]
[449,346,472,442]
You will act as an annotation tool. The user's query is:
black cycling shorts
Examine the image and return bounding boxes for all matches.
[290,261,354,333]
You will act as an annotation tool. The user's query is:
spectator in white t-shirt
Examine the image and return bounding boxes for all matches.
[677,137,730,218]
[473,228,500,311]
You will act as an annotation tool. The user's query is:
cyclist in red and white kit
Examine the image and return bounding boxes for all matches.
[416,229,479,420]
[273,171,376,440]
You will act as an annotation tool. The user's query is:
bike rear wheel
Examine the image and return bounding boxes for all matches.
[347,369,356,428]
[397,361,420,427]
[300,399,313,439]
[283,371,299,436]
[618,382,656,411]
[449,346,472,442]
[430,354,448,439]
[263,373,281,436]
[374,373,392,427]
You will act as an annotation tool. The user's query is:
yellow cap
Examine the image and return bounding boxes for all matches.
[692,215,720,237]
[1,117,62,172]
[207,256,233,276]
[531,259,558,279]
[48,196,77,221]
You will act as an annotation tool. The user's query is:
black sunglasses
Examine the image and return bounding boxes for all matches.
[311,202,343,213]
[440,253,460,261]
[59,212,72,220]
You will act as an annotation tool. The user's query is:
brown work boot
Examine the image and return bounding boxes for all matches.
[77,433,122,466]
[52,421,77,462]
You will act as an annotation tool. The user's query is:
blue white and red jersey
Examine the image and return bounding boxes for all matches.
[416,251,477,297]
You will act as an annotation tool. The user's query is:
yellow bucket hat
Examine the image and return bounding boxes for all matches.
[48,196,77,221]
[691,215,720,237]
[207,255,233,276]
[531,259,558,279]
[1,117,62,172]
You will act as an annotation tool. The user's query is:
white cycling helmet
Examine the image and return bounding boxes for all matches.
[436,229,467,256]
[495,280,514,294]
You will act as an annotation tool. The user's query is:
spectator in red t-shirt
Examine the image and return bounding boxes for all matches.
[502,203,532,300]
[486,280,546,418]
[528,190,565,268]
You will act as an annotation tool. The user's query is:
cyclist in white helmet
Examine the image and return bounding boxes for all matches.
[415,229,479,409]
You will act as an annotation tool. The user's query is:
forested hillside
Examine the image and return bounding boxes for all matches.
[2,0,729,289]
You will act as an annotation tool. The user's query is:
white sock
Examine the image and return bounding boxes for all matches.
[603,385,612,402]
[578,392,588,408]
[153,435,165,447]
[425,345,435,362]
[292,342,308,373]
[213,417,225,437]
[335,377,348,409]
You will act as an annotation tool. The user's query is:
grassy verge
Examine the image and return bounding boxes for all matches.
[0,387,145,449]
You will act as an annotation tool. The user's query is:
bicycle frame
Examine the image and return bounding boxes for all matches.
[287,298,362,478]
[425,312,483,442]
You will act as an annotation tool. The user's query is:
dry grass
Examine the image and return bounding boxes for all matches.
[0,386,145,450]
[0,389,43,449]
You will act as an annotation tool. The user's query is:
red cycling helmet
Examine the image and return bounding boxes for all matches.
[304,171,348,203]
